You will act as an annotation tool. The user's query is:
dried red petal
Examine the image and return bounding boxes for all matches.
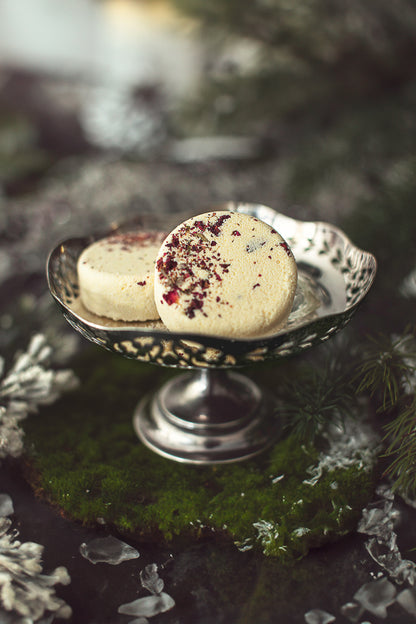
[279,242,292,256]
[163,290,179,305]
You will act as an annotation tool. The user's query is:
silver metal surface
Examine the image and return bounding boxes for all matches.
[134,370,279,464]
[47,202,377,463]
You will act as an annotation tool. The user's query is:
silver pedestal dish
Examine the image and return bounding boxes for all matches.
[47,202,376,464]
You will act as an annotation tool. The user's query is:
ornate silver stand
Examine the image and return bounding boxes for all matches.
[47,202,376,464]
[134,369,277,463]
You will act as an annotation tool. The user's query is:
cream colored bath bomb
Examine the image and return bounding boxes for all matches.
[154,211,297,338]
[77,231,166,322]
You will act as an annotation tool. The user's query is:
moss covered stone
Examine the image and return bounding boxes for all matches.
[23,347,377,561]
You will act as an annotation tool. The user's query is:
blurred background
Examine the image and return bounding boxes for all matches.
[1,5,416,622]
[0,0,416,355]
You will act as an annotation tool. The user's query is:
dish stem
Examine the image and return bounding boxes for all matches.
[133,368,279,464]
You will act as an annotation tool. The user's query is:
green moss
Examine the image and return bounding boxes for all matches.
[23,347,377,561]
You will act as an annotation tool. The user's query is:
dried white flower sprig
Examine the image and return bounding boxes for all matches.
[0,496,71,622]
[0,334,79,459]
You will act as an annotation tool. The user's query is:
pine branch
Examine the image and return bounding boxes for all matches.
[354,327,416,495]
[354,330,416,411]
[382,396,416,496]
[280,360,357,442]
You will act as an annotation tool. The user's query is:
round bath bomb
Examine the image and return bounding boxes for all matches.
[77,231,166,322]
[154,211,297,338]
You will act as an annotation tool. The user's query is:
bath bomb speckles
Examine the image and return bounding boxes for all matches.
[78,231,166,321]
[154,211,297,338]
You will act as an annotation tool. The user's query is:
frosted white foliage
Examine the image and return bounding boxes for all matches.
[0,334,79,459]
[0,516,71,620]
[0,611,54,623]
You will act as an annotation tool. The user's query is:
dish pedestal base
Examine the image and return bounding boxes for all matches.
[133,369,279,464]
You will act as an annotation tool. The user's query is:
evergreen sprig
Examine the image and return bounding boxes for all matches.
[355,327,416,495]
[281,360,356,442]
[280,328,416,496]
[354,331,416,411]
[383,395,416,496]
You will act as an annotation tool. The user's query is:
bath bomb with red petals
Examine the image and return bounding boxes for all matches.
[154,211,297,338]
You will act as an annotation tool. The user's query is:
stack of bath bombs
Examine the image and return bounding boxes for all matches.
[77,211,298,338]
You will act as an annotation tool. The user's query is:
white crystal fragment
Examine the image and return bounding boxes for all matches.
[353,577,396,618]
[357,500,398,542]
[0,494,14,517]
[365,537,416,585]
[304,608,335,624]
[397,586,416,616]
[358,487,416,585]
[118,592,175,617]
[140,563,164,595]
[340,601,363,620]
[376,484,394,500]
[79,535,140,565]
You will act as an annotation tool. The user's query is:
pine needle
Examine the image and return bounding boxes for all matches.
[354,330,416,411]
[354,327,416,495]
[383,395,416,495]
[280,363,356,442]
